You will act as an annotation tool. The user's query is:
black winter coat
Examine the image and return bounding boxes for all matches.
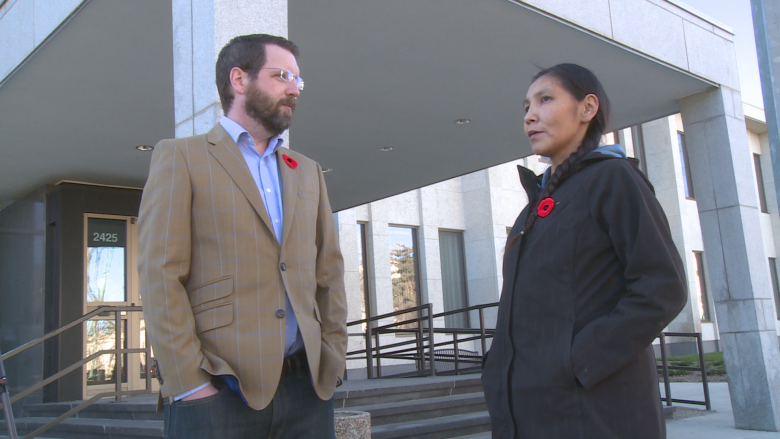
[482,152,687,439]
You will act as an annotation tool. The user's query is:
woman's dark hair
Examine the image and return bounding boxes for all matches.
[507,63,611,251]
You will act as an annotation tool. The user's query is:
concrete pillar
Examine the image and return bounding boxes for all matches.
[461,170,502,335]
[680,86,780,431]
[752,0,780,222]
[334,209,365,372]
[640,117,699,334]
[171,0,288,138]
[417,186,446,329]
[461,164,525,341]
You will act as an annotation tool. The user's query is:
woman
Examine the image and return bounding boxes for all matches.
[481,64,687,439]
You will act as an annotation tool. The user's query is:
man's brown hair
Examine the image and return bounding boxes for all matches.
[216,34,300,113]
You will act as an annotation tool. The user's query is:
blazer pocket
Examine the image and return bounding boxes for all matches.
[313,303,322,324]
[194,303,234,333]
[189,276,233,307]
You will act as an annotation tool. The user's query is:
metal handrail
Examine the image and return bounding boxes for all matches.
[0,351,18,439]
[347,302,499,378]
[0,306,153,439]
[656,332,712,410]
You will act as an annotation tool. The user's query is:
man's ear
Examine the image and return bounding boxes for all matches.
[229,67,250,96]
[581,93,599,123]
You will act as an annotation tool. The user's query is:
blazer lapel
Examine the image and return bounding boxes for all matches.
[206,124,275,236]
[276,148,299,249]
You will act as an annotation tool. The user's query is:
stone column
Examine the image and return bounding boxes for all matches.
[334,209,365,373]
[680,86,780,431]
[752,0,780,222]
[640,117,698,334]
[417,186,445,327]
[171,0,288,138]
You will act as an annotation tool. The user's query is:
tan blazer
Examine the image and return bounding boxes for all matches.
[137,124,347,410]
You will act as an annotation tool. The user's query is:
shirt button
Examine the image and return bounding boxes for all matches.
[266,188,272,193]
[274,219,280,224]
[276,309,285,318]
[280,263,287,271]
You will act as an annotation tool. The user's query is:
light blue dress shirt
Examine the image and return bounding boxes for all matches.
[220,115,304,357]
[175,117,303,402]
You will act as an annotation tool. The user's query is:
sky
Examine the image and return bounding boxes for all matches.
[678,0,764,108]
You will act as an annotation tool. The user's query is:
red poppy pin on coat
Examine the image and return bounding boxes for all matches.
[537,197,555,218]
[282,153,298,169]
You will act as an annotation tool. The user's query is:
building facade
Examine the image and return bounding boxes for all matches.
[336,106,780,375]
[2,0,780,430]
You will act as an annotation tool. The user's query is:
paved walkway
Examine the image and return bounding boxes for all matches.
[666,382,780,438]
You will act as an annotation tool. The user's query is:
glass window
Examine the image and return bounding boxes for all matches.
[357,223,372,330]
[388,226,420,328]
[770,258,780,320]
[439,231,469,328]
[631,125,648,176]
[85,319,127,386]
[678,132,695,199]
[694,252,711,322]
[86,218,127,303]
[754,154,769,213]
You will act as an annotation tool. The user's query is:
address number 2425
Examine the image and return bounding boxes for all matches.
[93,232,119,243]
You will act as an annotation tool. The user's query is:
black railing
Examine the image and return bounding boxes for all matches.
[346,303,498,378]
[0,306,154,439]
[656,332,711,410]
[348,305,712,411]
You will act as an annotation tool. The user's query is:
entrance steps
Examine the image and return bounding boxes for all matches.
[0,374,491,438]
[337,375,490,438]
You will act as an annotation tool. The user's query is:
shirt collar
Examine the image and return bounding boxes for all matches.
[220,115,285,157]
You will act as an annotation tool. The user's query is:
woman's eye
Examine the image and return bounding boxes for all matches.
[541,96,552,102]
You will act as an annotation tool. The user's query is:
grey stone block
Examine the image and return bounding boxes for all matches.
[335,411,370,439]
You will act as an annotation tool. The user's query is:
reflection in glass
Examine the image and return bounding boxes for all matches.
[388,226,419,329]
[85,320,127,385]
[357,223,371,332]
[139,319,156,380]
[87,247,126,302]
[86,218,127,303]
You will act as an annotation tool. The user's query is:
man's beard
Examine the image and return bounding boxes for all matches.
[244,81,296,135]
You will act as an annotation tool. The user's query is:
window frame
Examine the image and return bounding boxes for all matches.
[694,251,711,322]
[678,131,695,200]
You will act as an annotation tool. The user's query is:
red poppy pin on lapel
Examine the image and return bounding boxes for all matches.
[282,153,298,169]
[537,197,555,218]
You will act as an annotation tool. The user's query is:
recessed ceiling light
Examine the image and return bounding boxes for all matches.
[379,146,394,152]
[454,119,471,125]
[135,145,154,151]
[322,168,333,173]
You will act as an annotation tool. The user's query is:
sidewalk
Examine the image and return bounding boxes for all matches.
[666,382,780,438]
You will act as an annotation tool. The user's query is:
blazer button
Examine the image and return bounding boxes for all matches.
[276,309,286,319]
[280,262,287,271]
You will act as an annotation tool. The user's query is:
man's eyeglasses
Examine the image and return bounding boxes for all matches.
[260,68,304,91]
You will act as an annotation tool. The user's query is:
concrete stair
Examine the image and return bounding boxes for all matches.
[0,375,490,439]
[0,395,163,439]
[336,375,490,439]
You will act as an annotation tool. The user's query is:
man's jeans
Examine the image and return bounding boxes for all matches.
[162,366,335,439]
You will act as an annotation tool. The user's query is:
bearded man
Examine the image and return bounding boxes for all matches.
[137,34,347,439]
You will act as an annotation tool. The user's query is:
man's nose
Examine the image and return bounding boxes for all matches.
[287,81,301,97]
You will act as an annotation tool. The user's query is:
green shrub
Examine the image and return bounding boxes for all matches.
[659,352,725,376]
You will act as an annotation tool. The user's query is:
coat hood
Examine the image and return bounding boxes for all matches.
[517,144,652,202]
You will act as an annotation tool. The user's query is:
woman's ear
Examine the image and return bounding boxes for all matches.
[581,93,600,123]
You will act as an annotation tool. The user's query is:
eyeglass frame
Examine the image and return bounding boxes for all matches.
[258,67,304,91]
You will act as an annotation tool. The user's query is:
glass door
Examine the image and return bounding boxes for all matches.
[83,214,157,398]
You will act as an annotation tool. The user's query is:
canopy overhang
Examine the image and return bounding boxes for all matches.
[0,0,717,211]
